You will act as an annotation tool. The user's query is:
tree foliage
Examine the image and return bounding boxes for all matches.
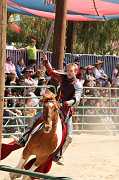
[74,21,119,55]
[7,15,53,49]
[7,15,119,55]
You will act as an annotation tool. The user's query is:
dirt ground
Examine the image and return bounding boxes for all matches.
[0,134,119,180]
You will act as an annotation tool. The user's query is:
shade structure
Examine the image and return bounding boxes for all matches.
[7,0,119,21]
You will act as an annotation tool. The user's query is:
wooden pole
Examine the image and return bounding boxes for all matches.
[52,0,68,70]
[0,0,7,158]
[7,12,11,23]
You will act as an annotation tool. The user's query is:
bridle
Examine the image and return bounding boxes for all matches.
[42,98,60,133]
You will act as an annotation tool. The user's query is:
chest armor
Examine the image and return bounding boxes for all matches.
[61,75,75,101]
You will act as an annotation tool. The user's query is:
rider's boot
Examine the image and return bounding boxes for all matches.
[54,135,72,166]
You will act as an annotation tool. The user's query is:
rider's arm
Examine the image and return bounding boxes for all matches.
[43,55,62,82]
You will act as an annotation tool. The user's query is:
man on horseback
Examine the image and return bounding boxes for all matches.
[42,55,83,164]
[14,53,83,165]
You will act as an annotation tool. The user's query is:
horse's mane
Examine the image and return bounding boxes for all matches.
[43,89,56,101]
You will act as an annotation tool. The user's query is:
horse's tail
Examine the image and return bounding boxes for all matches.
[1,141,21,160]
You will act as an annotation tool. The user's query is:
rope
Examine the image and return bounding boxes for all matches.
[92,0,100,16]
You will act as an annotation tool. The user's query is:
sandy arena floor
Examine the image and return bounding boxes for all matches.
[0,134,119,180]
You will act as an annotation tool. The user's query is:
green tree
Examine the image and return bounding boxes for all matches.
[7,15,53,49]
[7,15,119,55]
[74,20,119,55]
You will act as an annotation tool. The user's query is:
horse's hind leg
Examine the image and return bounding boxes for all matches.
[20,156,48,180]
[29,155,48,172]
[31,156,49,180]
[19,161,42,180]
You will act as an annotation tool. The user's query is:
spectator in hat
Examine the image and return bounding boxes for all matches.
[94,60,109,87]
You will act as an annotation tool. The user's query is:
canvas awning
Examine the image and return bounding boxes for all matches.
[7,0,119,21]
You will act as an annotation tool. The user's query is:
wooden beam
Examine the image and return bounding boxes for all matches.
[0,0,7,158]
[52,0,68,70]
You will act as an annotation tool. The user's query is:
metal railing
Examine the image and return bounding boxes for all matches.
[6,49,119,78]
[73,86,119,135]
[0,165,71,180]
[3,85,119,136]
[3,85,56,137]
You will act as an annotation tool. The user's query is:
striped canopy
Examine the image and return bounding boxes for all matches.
[8,0,119,21]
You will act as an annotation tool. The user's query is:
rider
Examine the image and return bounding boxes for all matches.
[43,55,83,164]
[14,54,83,165]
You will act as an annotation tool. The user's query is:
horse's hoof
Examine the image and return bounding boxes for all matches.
[55,156,64,166]
[20,176,32,180]
[9,172,21,179]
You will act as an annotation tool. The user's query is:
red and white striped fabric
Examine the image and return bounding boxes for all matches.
[7,0,119,21]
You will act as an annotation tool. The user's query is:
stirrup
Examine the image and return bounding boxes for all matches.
[55,156,64,166]
[10,135,19,143]
[10,135,25,147]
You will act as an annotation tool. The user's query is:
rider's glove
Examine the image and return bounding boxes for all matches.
[63,101,70,107]
[64,99,75,107]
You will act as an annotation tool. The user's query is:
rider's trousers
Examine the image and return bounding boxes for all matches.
[66,116,73,138]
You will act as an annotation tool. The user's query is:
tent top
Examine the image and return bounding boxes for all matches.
[8,0,119,21]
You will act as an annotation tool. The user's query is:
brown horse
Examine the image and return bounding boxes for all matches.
[10,89,63,180]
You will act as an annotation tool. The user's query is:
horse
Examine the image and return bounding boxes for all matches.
[9,89,65,180]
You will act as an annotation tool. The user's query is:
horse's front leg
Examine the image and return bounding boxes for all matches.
[20,176,45,180]
[19,175,32,180]
[9,155,27,180]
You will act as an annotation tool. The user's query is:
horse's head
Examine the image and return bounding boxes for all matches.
[42,89,59,133]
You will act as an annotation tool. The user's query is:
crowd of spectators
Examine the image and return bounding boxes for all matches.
[4,55,46,134]
[75,59,119,134]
